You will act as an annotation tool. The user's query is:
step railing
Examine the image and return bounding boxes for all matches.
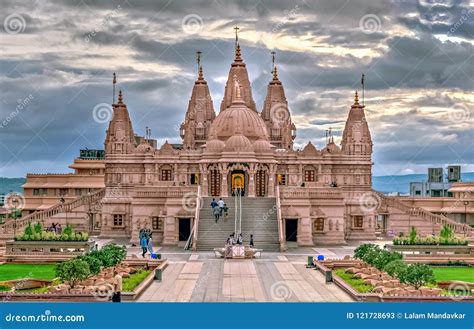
[234,187,242,236]
[374,190,472,236]
[0,188,106,235]
[190,185,201,251]
[275,184,286,251]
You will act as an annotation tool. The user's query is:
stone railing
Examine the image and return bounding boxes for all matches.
[374,190,472,236]
[275,184,286,251]
[0,189,105,235]
[279,186,342,200]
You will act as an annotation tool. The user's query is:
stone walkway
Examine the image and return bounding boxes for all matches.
[137,246,356,302]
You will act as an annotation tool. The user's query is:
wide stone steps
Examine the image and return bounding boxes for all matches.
[196,197,280,251]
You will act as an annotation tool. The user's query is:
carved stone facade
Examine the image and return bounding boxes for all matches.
[99,44,376,246]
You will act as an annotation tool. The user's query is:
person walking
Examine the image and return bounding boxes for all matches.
[140,235,148,258]
[112,272,122,303]
[237,233,243,245]
[210,198,218,209]
[218,198,225,216]
[223,203,229,220]
[213,206,221,223]
[147,234,154,257]
[249,234,254,247]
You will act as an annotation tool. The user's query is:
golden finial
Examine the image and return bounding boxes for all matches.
[118,89,123,104]
[234,26,239,47]
[235,43,242,61]
[354,91,359,105]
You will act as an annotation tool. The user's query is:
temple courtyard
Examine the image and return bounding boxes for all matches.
[109,240,383,302]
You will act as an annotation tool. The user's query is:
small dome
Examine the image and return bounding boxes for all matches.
[322,142,341,154]
[224,134,253,152]
[302,141,318,155]
[253,138,273,153]
[205,138,225,152]
[135,140,152,153]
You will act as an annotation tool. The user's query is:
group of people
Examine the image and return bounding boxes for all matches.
[226,232,254,247]
[139,228,154,258]
[46,222,62,234]
[210,198,228,223]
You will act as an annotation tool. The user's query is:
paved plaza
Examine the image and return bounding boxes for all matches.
[110,242,386,303]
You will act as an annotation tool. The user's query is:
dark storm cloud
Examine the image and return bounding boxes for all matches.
[0,0,473,177]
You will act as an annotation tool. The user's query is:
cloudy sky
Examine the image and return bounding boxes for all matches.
[0,0,473,178]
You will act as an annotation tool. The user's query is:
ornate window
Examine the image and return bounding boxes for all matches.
[313,218,324,232]
[277,174,286,185]
[256,170,266,197]
[161,169,172,181]
[304,170,315,182]
[353,216,363,228]
[113,214,124,227]
[152,216,164,232]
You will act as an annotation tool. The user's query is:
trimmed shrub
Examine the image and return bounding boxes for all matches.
[77,255,102,275]
[383,260,408,279]
[55,258,90,288]
[372,250,403,270]
[400,263,436,289]
[354,243,380,261]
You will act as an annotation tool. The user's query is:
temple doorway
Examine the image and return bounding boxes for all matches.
[209,169,220,196]
[255,170,266,197]
[231,170,246,196]
[178,218,191,241]
[285,218,298,241]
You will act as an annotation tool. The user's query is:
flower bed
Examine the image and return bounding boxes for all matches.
[15,223,88,242]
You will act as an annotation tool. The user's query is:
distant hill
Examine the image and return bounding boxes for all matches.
[0,177,26,195]
[373,172,474,194]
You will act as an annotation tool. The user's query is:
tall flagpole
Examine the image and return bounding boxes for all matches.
[361,73,365,106]
[113,72,117,104]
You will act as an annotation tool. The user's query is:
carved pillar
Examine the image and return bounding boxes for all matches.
[201,164,209,197]
[248,165,256,197]
[220,164,229,197]
[268,166,276,197]
[162,215,177,245]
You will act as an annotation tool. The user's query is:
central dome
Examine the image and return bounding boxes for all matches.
[208,103,269,142]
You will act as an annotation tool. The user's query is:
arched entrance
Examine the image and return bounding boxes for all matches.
[230,170,246,196]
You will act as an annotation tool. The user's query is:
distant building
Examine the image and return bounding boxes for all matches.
[410,166,462,197]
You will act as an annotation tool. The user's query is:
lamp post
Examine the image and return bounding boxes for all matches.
[12,196,19,237]
[463,201,469,224]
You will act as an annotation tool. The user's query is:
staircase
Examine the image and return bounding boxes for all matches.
[196,197,280,251]
[0,188,105,238]
[375,190,473,237]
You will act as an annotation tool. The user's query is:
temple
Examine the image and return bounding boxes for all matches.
[4,33,471,250]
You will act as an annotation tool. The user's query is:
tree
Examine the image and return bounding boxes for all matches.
[409,226,417,244]
[77,255,102,275]
[373,250,403,270]
[400,264,436,289]
[354,244,380,262]
[55,259,91,288]
[383,260,408,279]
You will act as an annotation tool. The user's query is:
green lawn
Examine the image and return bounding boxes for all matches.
[0,264,57,281]
[123,270,152,292]
[334,269,374,293]
[432,267,474,283]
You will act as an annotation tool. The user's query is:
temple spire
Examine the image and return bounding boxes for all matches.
[234,26,242,62]
[354,91,359,105]
[118,89,123,104]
